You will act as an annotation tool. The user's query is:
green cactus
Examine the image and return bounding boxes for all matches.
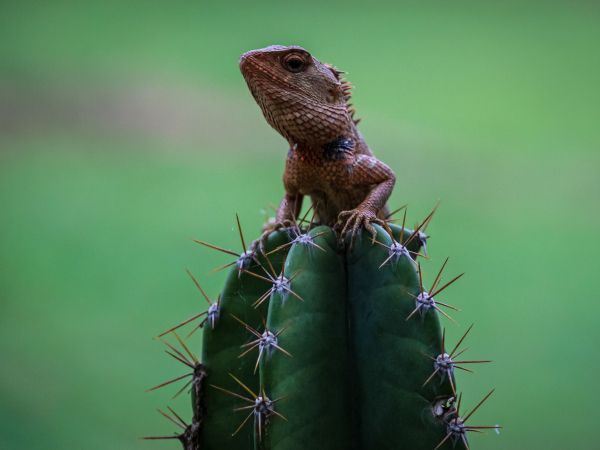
[201,227,292,450]
[346,224,454,450]
[147,211,498,450]
[261,226,353,450]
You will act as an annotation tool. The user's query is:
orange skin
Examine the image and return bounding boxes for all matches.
[239,45,395,244]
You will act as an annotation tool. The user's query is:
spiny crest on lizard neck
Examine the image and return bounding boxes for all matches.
[239,45,360,147]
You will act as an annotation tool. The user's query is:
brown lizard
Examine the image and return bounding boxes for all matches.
[239,45,395,245]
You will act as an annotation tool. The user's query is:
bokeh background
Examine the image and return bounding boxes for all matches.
[1,1,599,449]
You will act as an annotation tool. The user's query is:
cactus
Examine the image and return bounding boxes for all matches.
[146,209,499,449]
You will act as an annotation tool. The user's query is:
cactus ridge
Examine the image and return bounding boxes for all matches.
[147,208,500,449]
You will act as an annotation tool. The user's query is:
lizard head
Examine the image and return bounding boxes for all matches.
[239,45,357,146]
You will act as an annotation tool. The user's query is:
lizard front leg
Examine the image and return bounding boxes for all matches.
[255,192,303,252]
[337,154,396,242]
[274,192,303,227]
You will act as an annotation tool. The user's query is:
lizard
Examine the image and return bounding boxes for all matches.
[239,45,396,247]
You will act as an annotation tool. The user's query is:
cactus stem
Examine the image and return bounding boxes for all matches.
[159,215,499,448]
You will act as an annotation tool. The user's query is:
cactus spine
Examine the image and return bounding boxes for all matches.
[147,210,499,449]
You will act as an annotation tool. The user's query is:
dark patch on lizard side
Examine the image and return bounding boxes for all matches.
[323,137,355,160]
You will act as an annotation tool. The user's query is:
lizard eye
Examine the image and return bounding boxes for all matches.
[282,53,307,73]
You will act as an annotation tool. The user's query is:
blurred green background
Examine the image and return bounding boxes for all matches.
[1,1,598,449]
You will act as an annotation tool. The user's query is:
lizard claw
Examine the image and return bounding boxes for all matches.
[336,208,384,248]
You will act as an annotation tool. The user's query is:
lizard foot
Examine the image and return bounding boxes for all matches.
[336,208,386,248]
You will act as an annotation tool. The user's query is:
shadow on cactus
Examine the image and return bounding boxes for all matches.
[146,209,501,450]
